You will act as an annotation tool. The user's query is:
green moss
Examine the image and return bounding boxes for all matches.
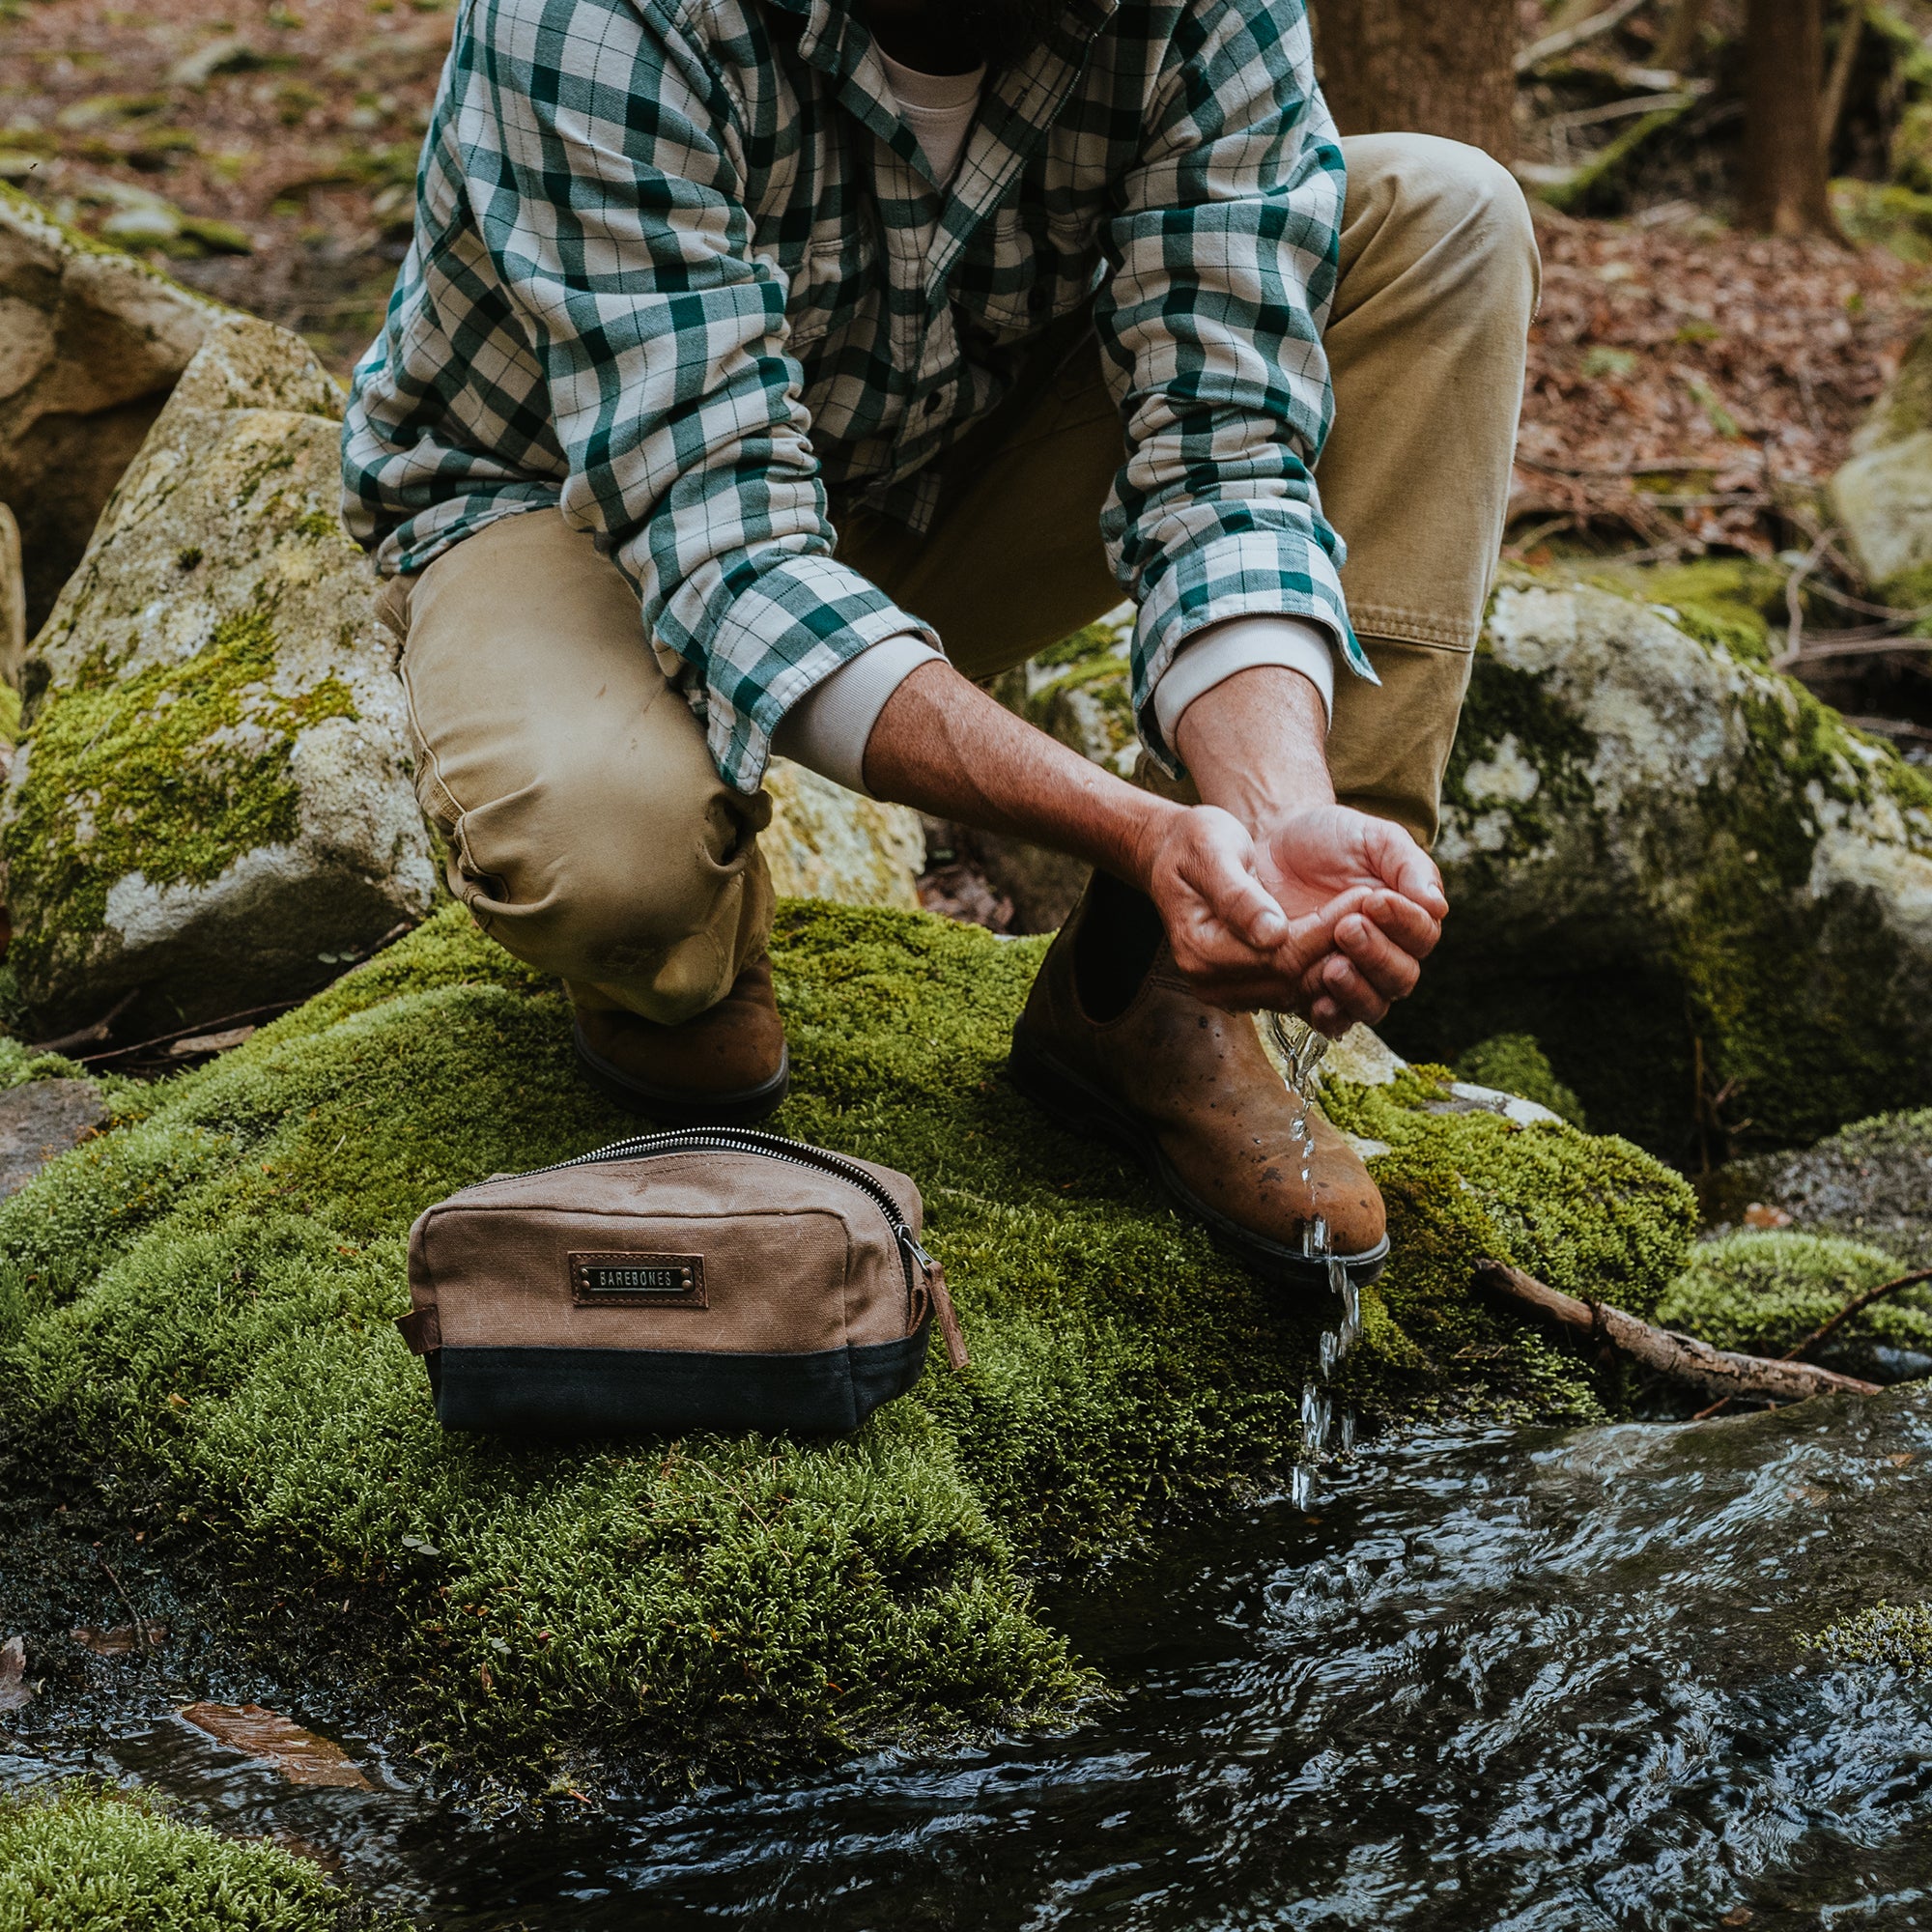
[1656,1232,1927,1373]
[4,608,357,980]
[1830,179,1932,263]
[1439,653,1598,864]
[1804,1600,1932,1674]
[0,1786,393,1929]
[0,903,1695,1788]
[1453,1034,1587,1127]
[0,1038,89,1090]
[1030,617,1127,672]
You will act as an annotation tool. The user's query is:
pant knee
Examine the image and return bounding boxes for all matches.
[1342,131,1541,313]
[456,762,771,1015]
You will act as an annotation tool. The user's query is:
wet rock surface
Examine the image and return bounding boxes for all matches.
[0,311,438,1037]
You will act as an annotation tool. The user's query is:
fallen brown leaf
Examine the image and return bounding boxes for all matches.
[178,1702,373,1788]
[1744,1202,1795,1229]
[71,1622,169,1655]
[166,1025,257,1057]
[0,1634,32,1712]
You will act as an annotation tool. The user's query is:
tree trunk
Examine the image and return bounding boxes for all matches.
[1740,0,1838,235]
[1316,0,1519,162]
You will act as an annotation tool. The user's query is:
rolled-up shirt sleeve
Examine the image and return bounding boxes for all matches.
[467,0,933,792]
[1096,0,1378,778]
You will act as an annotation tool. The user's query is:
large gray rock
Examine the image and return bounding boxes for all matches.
[761,757,924,910]
[0,186,221,634]
[1383,574,1932,1157]
[0,1078,106,1198]
[0,314,439,1036]
[1710,1108,1932,1266]
[1832,324,1932,606]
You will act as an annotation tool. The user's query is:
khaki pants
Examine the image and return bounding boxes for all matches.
[387,131,1539,1026]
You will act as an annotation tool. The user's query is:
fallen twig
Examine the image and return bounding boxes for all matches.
[1474,1258,1882,1404]
[92,1550,156,1659]
[26,989,140,1058]
[1513,453,1741,477]
[77,999,305,1066]
[1773,528,1840,670]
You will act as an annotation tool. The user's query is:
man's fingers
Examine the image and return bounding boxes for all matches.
[1333,910,1424,1001]
[1177,815,1289,949]
[1317,952,1391,1026]
[1307,994,1350,1038]
[1363,820,1448,918]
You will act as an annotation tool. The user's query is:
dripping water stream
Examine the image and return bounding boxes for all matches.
[1267,1012,1362,1512]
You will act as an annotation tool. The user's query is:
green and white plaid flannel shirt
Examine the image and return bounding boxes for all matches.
[340,0,1373,792]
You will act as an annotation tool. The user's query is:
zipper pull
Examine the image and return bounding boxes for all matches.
[904,1233,968,1370]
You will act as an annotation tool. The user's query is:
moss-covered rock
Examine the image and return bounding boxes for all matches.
[0,314,439,1037]
[1807,1600,1932,1675]
[1452,1034,1586,1128]
[1712,1108,1932,1267]
[1656,1230,1932,1379]
[0,1785,396,1929]
[0,900,1694,1791]
[1379,575,1932,1159]
[1830,323,1932,602]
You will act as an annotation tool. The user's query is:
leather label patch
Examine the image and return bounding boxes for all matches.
[569,1251,706,1309]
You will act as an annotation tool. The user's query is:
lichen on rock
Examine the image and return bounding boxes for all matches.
[760,756,924,909]
[0,899,1695,1792]
[1382,572,1932,1157]
[0,313,437,1036]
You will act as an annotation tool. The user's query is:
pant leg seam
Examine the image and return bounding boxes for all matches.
[1350,607,1480,652]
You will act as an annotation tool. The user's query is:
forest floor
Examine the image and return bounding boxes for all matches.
[4,0,1926,551]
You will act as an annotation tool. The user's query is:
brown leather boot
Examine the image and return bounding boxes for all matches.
[1009,872,1388,1288]
[573,958,790,1125]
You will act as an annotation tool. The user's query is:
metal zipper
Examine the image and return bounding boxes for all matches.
[481,1125,947,1336]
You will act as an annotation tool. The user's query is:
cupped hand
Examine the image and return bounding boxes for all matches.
[1257,804,1446,1034]
[1144,803,1445,1032]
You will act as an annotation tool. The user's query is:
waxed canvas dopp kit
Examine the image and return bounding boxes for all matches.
[398,1127,966,1436]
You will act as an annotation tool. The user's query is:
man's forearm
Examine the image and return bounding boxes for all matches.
[861,660,1181,889]
[1173,664,1334,829]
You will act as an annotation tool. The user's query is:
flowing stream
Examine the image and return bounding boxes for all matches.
[14,1391,1932,1927]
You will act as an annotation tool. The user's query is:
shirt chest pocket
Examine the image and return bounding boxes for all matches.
[783,226,880,357]
[953,207,1098,341]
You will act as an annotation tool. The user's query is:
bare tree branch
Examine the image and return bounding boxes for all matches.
[1474,1258,1883,1403]
[1517,0,1653,73]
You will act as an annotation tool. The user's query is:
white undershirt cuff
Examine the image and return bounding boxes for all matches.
[769,632,946,796]
[1151,615,1337,749]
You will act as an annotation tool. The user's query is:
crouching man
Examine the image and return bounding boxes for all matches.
[341,0,1538,1289]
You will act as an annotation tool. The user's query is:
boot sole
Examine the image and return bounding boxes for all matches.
[572,1022,791,1128]
[1008,1025,1389,1293]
